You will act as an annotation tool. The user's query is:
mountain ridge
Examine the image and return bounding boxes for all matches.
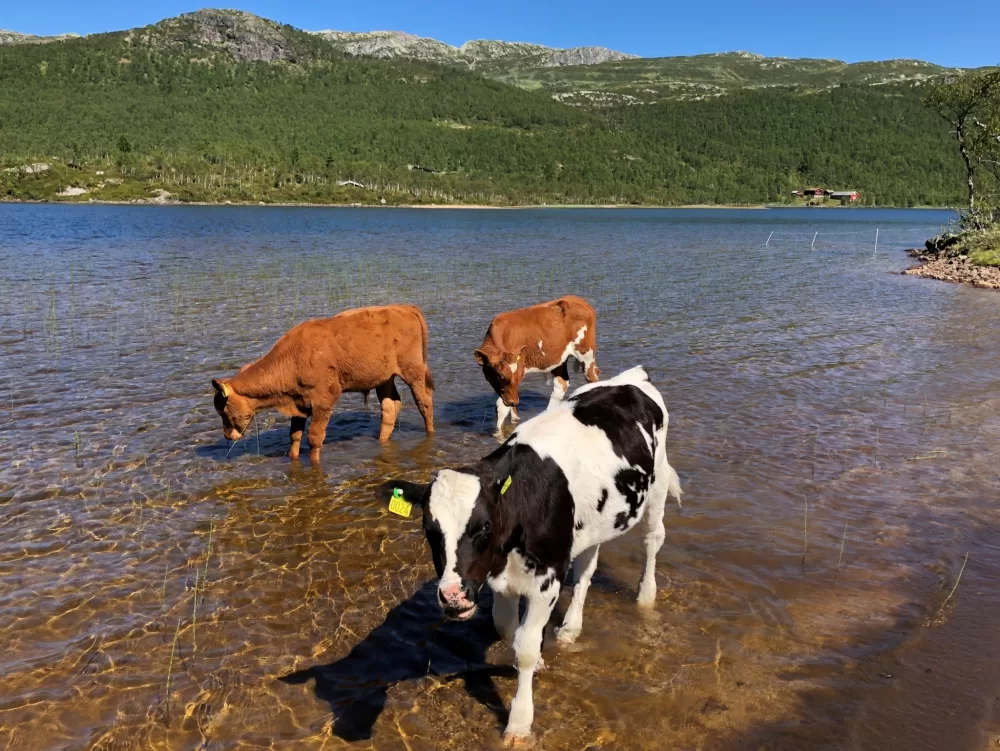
[0,8,972,82]
[0,30,80,45]
[308,28,636,68]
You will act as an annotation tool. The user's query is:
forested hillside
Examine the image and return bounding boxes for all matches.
[0,11,967,206]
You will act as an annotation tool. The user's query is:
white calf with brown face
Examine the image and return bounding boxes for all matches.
[379,367,682,746]
[474,296,601,433]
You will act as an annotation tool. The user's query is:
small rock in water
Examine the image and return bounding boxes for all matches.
[701,697,729,714]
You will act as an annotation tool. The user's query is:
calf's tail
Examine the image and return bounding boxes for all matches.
[416,308,434,391]
[417,308,430,364]
[664,462,682,508]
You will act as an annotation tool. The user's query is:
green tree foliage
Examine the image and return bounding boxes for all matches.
[0,29,968,206]
[925,69,1000,226]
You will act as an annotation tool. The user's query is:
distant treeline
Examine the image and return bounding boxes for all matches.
[0,32,966,206]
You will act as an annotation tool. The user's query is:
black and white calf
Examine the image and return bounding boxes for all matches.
[377,366,682,746]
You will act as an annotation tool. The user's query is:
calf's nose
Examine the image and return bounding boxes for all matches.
[438,582,474,609]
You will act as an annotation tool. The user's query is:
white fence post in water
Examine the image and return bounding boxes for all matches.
[874,227,879,257]
[766,231,774,248]
[811,231,818,250]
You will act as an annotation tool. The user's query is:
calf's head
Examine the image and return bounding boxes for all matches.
[211,379,255,441]
[474,346,528,407]
[378,470,502,621]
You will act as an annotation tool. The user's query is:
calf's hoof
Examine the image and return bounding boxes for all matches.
[555,625,580,645]
[309,449,322,464]
[636,590,657,608]
[503,731,536,749]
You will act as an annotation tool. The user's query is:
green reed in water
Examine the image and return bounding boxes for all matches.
[192,570,200,655]
[940,552,970,611]
[835,522,848,581]
[802,496,809,568]
[203,517,215,581]
[164,614,183,720]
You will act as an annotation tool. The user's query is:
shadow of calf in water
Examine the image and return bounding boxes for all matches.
[196,404,388,460]
[436,388,552,434]
[279,581,514,741]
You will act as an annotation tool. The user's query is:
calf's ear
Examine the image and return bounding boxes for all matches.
[211,379,232,399]
[490,453,515,496]
[473,349,489,367]
[376,479,430,508]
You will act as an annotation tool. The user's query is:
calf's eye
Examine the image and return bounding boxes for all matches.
[482,521,492,535]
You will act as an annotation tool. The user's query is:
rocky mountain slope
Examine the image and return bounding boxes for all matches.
[129,9,326,63]
[0,30,79,45]
[493,50,969,105]
[309,28,635,69]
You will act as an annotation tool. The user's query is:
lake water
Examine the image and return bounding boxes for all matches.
[1,205,999,750]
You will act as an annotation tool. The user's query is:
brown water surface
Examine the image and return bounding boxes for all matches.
[1,206,998,750]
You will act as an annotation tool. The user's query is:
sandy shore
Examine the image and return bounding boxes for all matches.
[902,249,1000,290]
[1,197,773,210]
[3,196,954,210]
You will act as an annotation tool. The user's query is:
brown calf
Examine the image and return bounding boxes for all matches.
[474,295,599,431]
[211,305,434,462]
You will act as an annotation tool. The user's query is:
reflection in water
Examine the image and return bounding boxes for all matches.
[1,205,999,750]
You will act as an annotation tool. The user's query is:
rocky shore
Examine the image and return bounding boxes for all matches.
[903,233,1000,290]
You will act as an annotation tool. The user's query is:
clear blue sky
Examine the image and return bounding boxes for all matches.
[4,0,998,68]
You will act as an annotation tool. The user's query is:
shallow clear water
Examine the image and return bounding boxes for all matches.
[1,205,999,750]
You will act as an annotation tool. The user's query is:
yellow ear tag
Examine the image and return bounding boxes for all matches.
[388,488,413,518]
[500,475,512,495]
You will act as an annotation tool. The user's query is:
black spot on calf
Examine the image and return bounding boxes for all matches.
[612,466,650,530]
[596,488,608,513]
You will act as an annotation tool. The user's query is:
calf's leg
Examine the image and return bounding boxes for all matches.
[306,391,340,463]
[504,584,559,747]
[288,416,306,460]
[548,361,570,409]
[580,322,600,382]
[402,373,434,437]
[637,473,668,607]
[495,397,513,433]
[375,379,402,443]
[556,544,600,644]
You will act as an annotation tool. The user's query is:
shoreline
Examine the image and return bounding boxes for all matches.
[0,197,956,211]
[902,248,1000,290]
